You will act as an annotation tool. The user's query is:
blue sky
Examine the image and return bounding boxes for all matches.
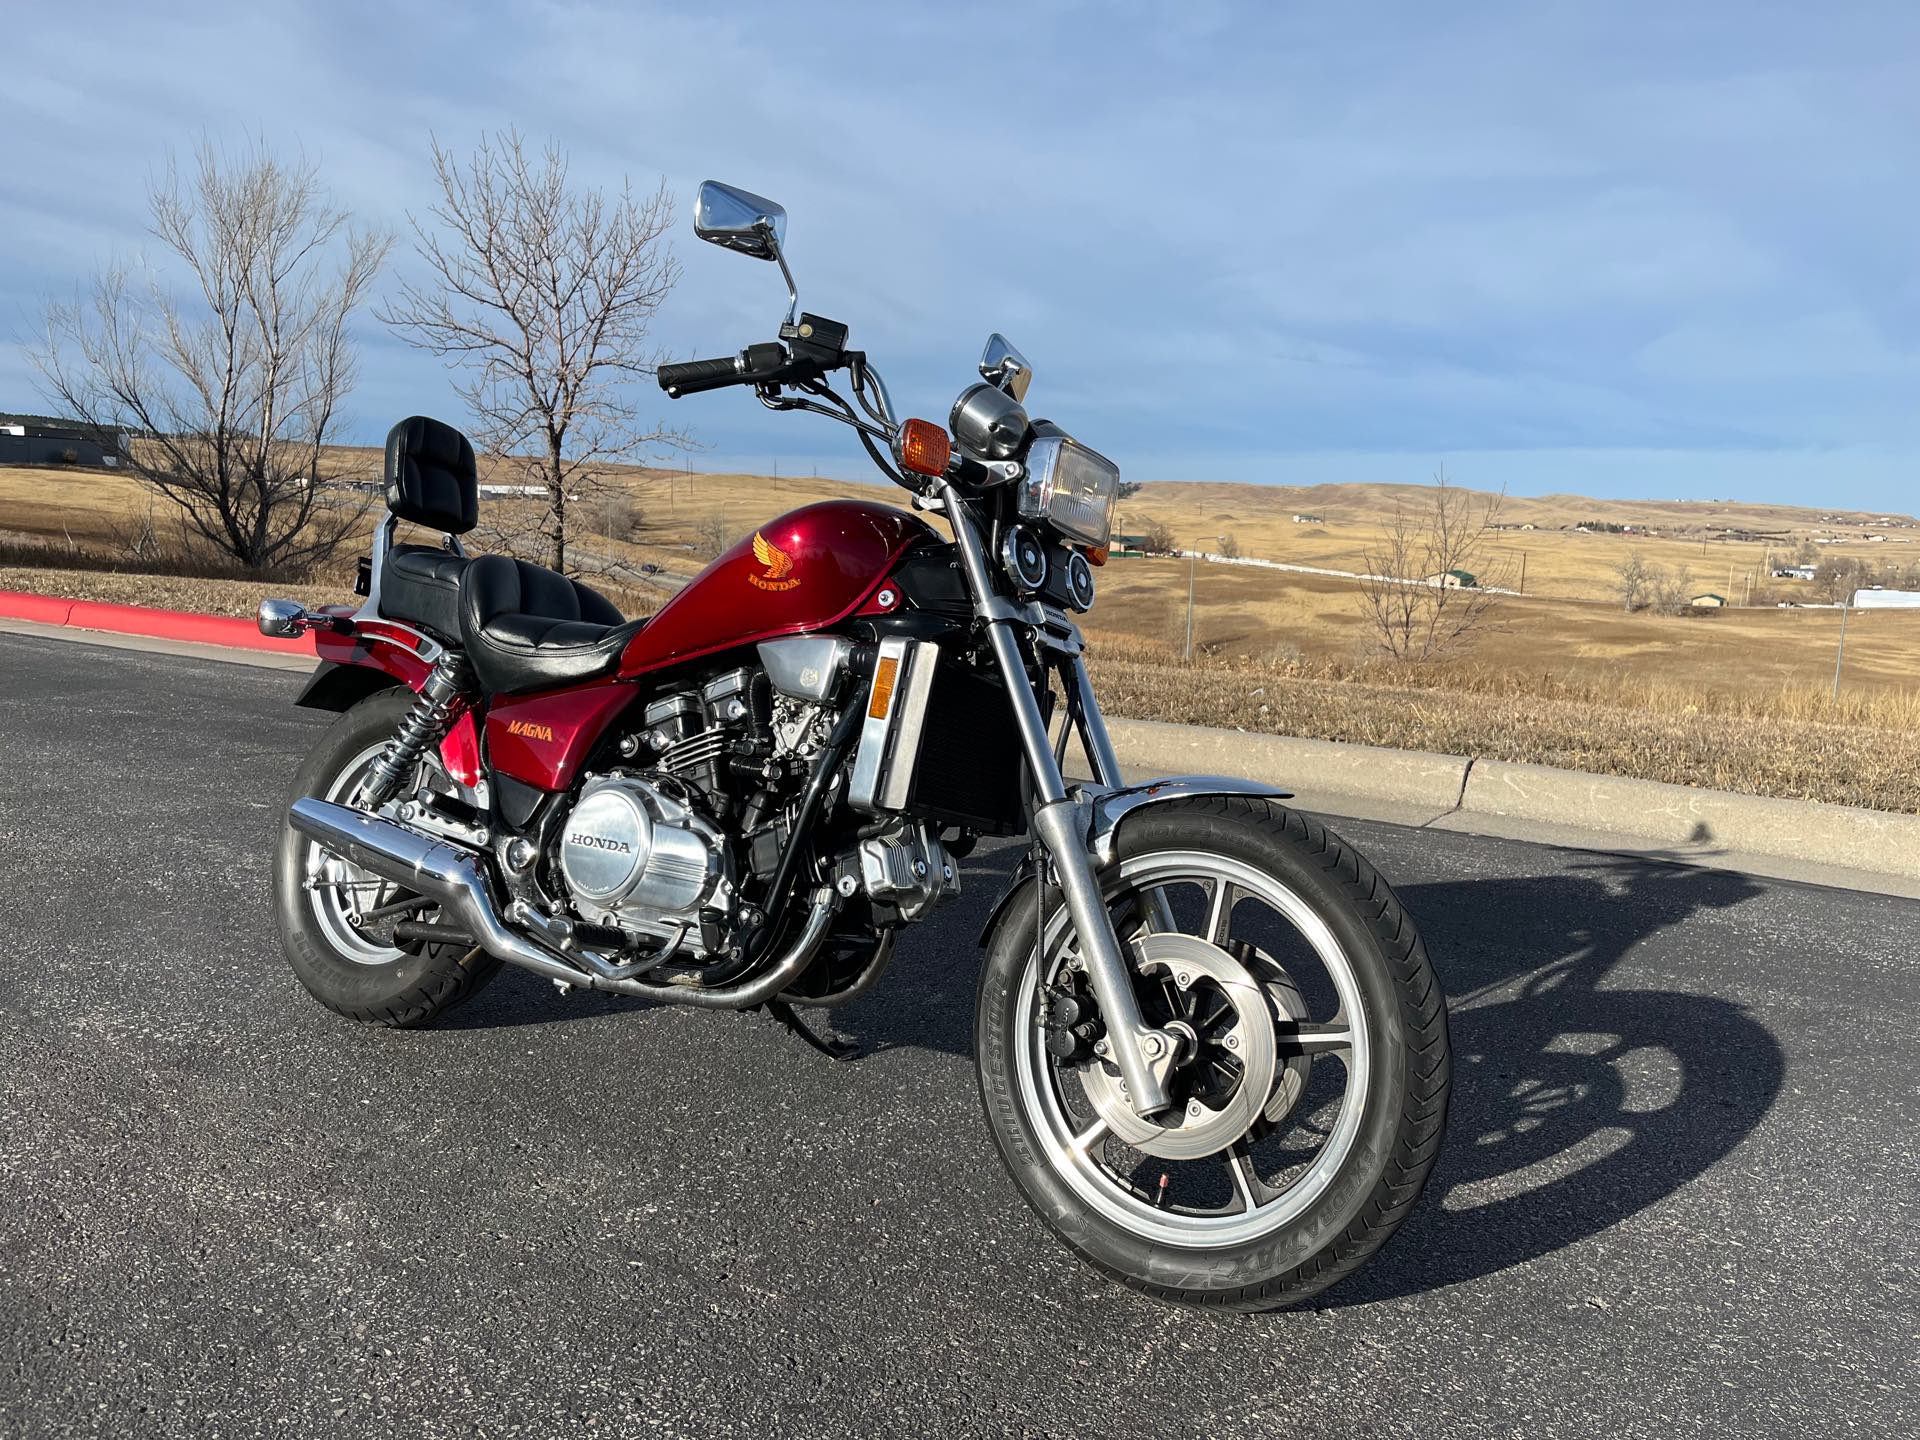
[4,2,1917,507]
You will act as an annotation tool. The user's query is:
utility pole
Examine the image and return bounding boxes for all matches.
[1518,550,1527,595]
[1832,601,1851,701]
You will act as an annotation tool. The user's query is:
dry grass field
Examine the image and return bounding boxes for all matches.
[5,453,1917,810]
[1113,478,1918,603]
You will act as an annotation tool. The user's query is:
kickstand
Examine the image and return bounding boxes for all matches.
[766,1000,860,1061]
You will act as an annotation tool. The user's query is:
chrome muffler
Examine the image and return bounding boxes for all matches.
[287,798,833,1007]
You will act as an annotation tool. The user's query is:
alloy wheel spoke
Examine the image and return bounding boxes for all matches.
[1205,879,1237,946]
[1227,1144,1266,1214]
[1274,1021,1354,1055]
[1069,1116,1111,1154]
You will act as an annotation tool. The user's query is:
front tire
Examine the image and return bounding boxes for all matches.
[273,688,501,1027]
[975,796,1449,1310]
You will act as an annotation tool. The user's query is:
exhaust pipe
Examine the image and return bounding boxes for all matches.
[287,798,834,1008]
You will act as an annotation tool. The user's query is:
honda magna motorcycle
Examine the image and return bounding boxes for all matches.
[264,181,1449,1309]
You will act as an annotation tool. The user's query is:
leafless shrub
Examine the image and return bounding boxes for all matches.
[1355,469,1509,661]
[693,512,733,560]
[35,139,387,573]
[1140,519,1176,555]
[584,489,639,542]
[1650,563,1694,616]
[1216,532,1241,559]
[382,131,685,574]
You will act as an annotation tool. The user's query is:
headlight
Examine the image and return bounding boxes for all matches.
[1017,434,1120,549]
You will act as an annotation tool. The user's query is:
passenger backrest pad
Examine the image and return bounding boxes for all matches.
[384,416,478,534]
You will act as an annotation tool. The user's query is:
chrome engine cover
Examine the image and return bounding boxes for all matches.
[856,821,960,922]
[558,776,721,923]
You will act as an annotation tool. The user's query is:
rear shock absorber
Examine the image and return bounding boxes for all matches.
[359,651,474,809]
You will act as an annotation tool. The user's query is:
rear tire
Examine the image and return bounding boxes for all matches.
[272,688,502,1028]
[975,796,1449,1310]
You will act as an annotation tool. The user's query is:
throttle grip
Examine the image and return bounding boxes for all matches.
[658,356,744,396]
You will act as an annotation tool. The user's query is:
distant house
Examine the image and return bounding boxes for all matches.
[1690,593,1728,609]
[1771,565,1816,581]
[1112,532,1151,557]
[1290,512,1324,525]
[0,412,130,468]
[1429,568,1477,589]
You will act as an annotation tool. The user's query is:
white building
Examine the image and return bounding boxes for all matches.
[1851,588,1920,610]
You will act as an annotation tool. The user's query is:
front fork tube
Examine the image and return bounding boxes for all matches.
[1064,658,1179,936]
[945,487,1173,1118]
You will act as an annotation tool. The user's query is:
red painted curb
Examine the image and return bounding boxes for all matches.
[0,588,316,655]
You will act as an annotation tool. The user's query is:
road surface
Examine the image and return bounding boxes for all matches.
[1,632,1913,1437]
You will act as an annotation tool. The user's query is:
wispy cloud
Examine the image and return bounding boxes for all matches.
[2,1,1916,506]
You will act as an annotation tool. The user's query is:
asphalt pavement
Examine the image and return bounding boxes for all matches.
[1,630,1914,1438]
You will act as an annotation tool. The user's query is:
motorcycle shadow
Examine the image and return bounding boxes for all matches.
[1328,853,1784,1306]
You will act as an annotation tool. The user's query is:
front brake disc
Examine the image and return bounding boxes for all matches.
[1077,932,1277,1161]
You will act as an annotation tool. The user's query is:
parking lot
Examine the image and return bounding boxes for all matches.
[1,631,1914,1437]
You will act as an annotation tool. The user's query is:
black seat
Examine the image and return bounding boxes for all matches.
[458,554,646,695]
[381,543,469,640]
[376,417,479,640]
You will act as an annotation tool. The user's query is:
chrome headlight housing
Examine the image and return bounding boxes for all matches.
[1017,434,1120,549]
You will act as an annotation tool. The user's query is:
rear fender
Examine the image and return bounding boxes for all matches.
[975,776,1293,949]
[305,619,438,704]
[297,621,482,788]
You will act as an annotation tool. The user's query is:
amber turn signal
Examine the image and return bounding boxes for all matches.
[868,655,900,719]
[896,419,952,478]
[1085,545,1109,567]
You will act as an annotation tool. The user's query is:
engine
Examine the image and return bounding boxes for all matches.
[556,776,724,930]
[548,637,963,955]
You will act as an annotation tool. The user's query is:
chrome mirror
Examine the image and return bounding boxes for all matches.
[979,333,1032,403]
[694,181,787,260]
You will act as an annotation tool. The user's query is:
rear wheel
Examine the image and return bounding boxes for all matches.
[975,796,1449,1310]
[272,688,501,1027]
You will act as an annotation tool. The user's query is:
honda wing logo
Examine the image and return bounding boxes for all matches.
[748,531,800,592]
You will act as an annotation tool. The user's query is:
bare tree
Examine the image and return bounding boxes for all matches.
[1216,532,1241,559]
[1356,469,1508,661]
[693,512,733,560]
[1617,550,1651,612]
[1813,555,1863,604]
[35,140,388,572]
[381,132,682,573]
[1650,562,1694,615]
[1140,518,1176,555]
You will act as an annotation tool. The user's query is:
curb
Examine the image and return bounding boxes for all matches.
[1101,717,1918,882]
[1102,718,1469,811]
[0,588,317,656]
[1462,759,1920,877]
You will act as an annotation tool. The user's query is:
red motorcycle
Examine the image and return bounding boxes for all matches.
[264,182,1449,1309]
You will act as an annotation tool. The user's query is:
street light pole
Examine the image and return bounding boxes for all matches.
[1184,550,1195,663]
[1832,600,1851,701]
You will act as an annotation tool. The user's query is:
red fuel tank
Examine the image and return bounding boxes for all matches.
[618,500,937,678]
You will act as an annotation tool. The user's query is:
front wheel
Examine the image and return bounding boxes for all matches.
[975,796,1449,1310]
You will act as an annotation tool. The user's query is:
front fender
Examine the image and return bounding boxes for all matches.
[975,775,1293,948]
[1084,775,1292,867]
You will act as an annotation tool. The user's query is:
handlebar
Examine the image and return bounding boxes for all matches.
[657,356,747,396]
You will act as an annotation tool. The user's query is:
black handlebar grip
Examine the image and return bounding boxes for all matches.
[658,356,744,396]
